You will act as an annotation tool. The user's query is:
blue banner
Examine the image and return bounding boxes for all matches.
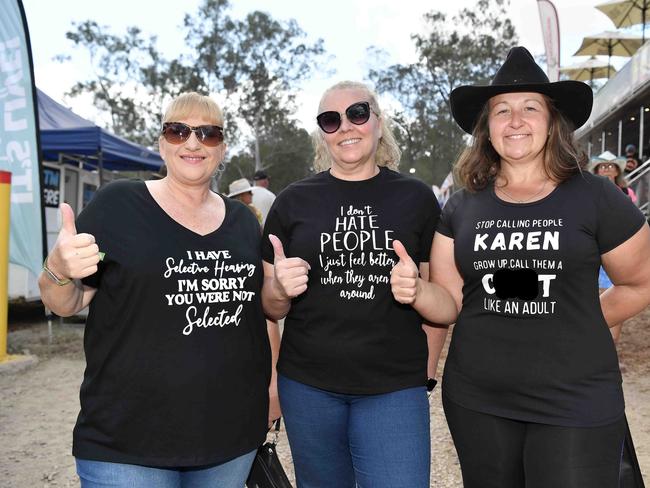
[0,0,45,278]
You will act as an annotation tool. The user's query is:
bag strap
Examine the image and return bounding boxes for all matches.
[271,418,282,445]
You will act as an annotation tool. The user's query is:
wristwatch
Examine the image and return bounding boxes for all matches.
[426,378,438,392]
[42,256,72,286]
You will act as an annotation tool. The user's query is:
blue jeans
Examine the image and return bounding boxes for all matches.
[76,450,256,488]
[278,374,430,488]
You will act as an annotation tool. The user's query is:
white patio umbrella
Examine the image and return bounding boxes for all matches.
[596,0,650,41]
[559,56,617,84]
[573,31,643,77]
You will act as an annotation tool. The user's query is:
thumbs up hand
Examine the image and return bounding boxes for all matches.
[46,203,101,281]
[390,240,421,304]
[269,234,310,299]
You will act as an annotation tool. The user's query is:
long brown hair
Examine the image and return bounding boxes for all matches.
[454,95,588,191]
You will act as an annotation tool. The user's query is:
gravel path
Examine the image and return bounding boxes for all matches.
[2,307,649,487]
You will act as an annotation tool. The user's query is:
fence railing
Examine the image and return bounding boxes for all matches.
[626,159,650,217]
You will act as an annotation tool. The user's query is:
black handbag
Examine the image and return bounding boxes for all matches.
[620,416,645,488]
[246,419,293,488]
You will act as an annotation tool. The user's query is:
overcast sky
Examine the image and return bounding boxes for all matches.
[21,0,631,132]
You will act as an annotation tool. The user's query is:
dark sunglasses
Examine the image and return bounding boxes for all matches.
[161,122,224,147]
[316,101,376,134]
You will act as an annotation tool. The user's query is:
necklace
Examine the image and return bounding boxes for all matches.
[495,179,549,204]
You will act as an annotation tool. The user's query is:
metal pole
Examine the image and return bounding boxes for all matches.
[602,130,606,153]
[608,43,612,79]
[97,151,104,188]
[618,119,623,156]
[640,106,645,160]
[0,171,11,362]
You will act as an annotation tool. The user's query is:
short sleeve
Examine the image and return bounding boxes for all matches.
[416,194,441,263]
[595,178,646,254]
[261,195,290,264]
[436,190,465,239]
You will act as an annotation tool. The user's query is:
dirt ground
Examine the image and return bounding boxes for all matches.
[1,305,648,487]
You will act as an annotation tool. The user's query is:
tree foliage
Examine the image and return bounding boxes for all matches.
[58,0,324,188]
[183,0,325,170]
[61,21,203,145]
[219,119,313,195]
[368,0,518,185]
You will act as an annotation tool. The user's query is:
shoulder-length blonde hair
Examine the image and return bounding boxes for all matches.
[454,94,588,191]
[312,81,401,172]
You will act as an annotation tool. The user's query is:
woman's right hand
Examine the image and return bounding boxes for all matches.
[390,240,421,304]
[46,203,100,281]
[268,234,310,298]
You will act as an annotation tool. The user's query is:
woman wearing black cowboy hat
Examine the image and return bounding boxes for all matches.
[390,47,650,487]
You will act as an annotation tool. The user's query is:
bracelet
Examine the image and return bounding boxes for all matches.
[43,256,72,286]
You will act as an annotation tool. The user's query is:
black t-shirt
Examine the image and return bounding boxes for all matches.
[438,172,646,427]
[73,180,270,467]
[262,167,440,394]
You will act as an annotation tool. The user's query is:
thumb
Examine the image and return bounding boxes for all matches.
[59,202,77,235]
[393,240,414,265]
[269,234,286,261]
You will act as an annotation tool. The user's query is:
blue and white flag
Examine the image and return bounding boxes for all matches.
[0,0,45,277]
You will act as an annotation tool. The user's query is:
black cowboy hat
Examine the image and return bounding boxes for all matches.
[450,46,593,134]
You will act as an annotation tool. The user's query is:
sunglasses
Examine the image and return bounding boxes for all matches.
[161,122,224,147]
[316,101,376,134]
[597,163,618,170]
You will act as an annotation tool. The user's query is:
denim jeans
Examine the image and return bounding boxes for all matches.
[278,374,430,488]
[76,449,256,488]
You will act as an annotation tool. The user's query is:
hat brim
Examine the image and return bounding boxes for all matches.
[587,158,626,173]
[228,188,253,197]
[450,80,593,134]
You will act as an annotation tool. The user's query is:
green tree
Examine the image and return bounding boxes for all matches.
[59,0,325,191]
[220,120,313,195]
[368,0,518,185]
[60,21,203,145]
[184,0,326,170]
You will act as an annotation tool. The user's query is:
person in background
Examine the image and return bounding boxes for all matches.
[624,143,640,175]
[393,47,650,487]
[252,170,276,225]
[39,92,271,488]
[591,154,638,343]
[624,143,650,216]
[229,177,263,225]
[261,80,446,488]
[591,154,637,204]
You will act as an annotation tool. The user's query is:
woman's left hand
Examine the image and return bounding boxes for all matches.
[390,240,421,304]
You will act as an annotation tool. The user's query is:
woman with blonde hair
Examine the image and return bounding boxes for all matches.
[261,81,443,487]
[40,92,272,487]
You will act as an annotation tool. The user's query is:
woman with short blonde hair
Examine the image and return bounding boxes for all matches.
[40,92,272,487]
